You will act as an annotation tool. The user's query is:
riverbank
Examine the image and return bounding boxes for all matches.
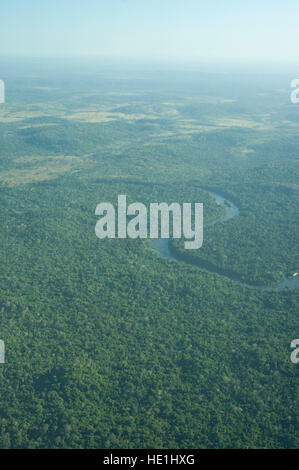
[150,188,299,292]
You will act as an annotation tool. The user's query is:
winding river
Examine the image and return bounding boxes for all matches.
[150,190,299,292]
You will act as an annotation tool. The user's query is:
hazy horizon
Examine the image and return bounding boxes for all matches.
[1,0,299,63]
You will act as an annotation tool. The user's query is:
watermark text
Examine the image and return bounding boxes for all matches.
[0,80,5,104]
[95,195,203,249]
[290,79,299,104]
[290,339,299,364]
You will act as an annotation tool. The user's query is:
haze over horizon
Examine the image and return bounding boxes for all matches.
[0,0,298,64]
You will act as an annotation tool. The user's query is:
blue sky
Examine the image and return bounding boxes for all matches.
[0,0,298,62]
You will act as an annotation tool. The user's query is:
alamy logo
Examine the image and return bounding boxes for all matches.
[290,79,299,104]
[95,195,203,249]
[290,339,299,364]
[0,340,5,364]
[0,80,5,104]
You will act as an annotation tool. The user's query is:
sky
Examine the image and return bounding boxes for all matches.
[0,0,298,63]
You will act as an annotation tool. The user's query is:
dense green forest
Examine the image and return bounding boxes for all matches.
[0,60,298,448]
